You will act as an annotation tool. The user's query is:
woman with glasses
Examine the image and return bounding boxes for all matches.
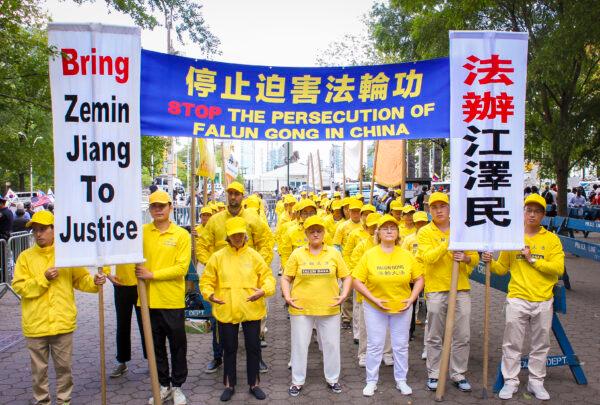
[352,214,424,397]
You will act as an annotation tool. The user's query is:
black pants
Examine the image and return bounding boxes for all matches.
[114,285,147,363]
[210,317,223,360]
[218,320,261,387]
[150,308,188,387]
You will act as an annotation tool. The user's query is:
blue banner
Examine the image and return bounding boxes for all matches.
[140,50,449,141]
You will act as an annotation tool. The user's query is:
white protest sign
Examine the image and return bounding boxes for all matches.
[449,31,528,251]
[48,23,144,267]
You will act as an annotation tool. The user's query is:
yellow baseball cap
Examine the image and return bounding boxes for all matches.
[361,204,376,213]
[390,200,403,211]
[349,199,363,210]
[333,191,341,198]
[26,210,54,227]
[331,200,343,211]
[226,181,245,194]
[225,216,247,236]
[296,198,317,212]
[402,205,416,214]
[300,191,307,196]
[244,198,260,210]
[378,214,399,228]
[394,189,402,195]
[303,215,325,230]
[216,202,226,208]
[320,192,328,196]
[149,190,172,204]
[200,207,213,215]
[429,192,449,206]
[365,212,382,227]
[355,193,364,200]
[413,211,429,223]
[341,197,351,207]
[525,193,546,210]
[284,194,297,204]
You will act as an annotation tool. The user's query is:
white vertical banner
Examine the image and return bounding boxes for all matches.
[449,31,528,251]
[48,23,144,267]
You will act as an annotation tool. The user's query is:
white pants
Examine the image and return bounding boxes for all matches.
[290,314,340,385]
[352,290,361,339]
[357,301,391,361]
[502,297,553,386]
[363,302,412,384]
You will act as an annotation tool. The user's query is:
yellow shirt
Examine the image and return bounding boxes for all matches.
[399,223,416,239]
[417,222,479,294]
[200,245,275,323]
[491,227,564,302]
[343,227,370,264]
[333,219,362,247]
[197,208,274,265]
[12,244,98,337]
[349,237,376,303]
[401,232,419,256]
[284,244,350,316]
[353,245,422,313]
[194,224,212,264]
[279,220,332,267]
[275,200,285,216]
[114,263,138,286]
[275,210,292,245]
[142,222,191,309]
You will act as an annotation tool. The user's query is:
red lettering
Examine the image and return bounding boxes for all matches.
[168,101,182,115]
[62,48,79,75]
[59,48,129,84]
[166,101,223,119]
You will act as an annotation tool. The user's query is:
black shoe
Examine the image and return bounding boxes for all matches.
[205,358,222,374]
[249,386,266,400]
[327,382,342,394]
[288,385,302,397]
[341,321,351,329]
[353,338,359,345]
[260,337,267,348]
[220,387,234,402]
[259,359,269,373]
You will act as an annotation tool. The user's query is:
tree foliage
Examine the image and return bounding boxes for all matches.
[370,0,600,214]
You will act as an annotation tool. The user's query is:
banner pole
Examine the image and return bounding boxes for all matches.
[435,260,460,402]
[342,143,346,197]
[370,141,379,203]
[211,179,215,202]
[317,150,324,193]
[138,278,161,405]
[359,141,364,192]
[400,139,407,205]
[310,153,316,194]
[97,267,106,405]
[482,260,491,399]
[190,138,197,267]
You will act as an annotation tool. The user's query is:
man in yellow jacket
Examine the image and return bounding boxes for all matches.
[135,190,191,405]
[482,194,564,401]
[417,192,479,392]
[12,210,106,405]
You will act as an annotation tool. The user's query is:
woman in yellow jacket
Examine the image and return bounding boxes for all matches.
[200,216,275,402]
[352,215,424,397]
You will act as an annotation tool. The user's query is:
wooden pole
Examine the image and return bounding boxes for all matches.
[359,141,364,192]
[138,278,162,405]
[97,267,106,405]
[220,142,226,186]
[482,261,491,399]
[435,260,460,402]
[342,143,346,197]
[370,141,379,203]
[400,139,407,205]
[317,150,324,193]
[211,179,215,201]
[306,156,311,194]
[190,138,197,267]
[310,153,316,194]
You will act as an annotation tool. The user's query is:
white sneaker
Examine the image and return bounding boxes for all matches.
[363,382,377,397]
[396,380,412,395]
[421,348,427,360]
[172,387,187,405]
[527,381,550,400]
[148,385,172,404]
[498,383,518,400]
[358,357,366,367]
[383,354,394,366]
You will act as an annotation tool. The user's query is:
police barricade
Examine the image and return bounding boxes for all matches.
[0,232,32,301]
[469,263,587,391]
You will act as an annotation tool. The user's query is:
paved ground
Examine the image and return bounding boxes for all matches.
[1,252,599,405]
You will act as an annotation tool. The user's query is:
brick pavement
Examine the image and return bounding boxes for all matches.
[1,253,599,405]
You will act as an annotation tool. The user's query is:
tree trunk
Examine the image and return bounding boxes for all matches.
[555,156,569,217]
[407,142,415,178]
[18,173,25,191]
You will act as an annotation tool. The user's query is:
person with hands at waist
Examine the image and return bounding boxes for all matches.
[281,215,352,398]
[200,217,275,402]
[352,214,424,397]
[481,193,565,401]
[136,190,191,405]
[417,192,479,393]
[12,210,106,405]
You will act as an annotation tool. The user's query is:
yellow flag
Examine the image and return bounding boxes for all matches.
[374,140,403,187]
[196,139,215,179]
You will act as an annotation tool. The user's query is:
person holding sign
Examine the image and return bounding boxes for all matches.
[352,214,424,397]
[417,192,479,392]
[12,211,106,405]
[135,190,191,405]
[200,216,275,402]
[481,194,565,401]
[282,215,352,397]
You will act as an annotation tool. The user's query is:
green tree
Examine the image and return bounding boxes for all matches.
[370,0,600,215]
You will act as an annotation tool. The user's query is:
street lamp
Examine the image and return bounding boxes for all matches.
[30,136,43,196]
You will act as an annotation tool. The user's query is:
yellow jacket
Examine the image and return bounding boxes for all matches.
[275,210,292,246]
[491,227,564,302]
[333,219,362,247]
[349,237,376,303]
[343,227,370,264]
[12,244,98,338]
[200,245,275,323]
[143,222,191,309]
[417,222,478,294]
[279,220,332,266]
[197,208,274,265]
[275,200,285,216]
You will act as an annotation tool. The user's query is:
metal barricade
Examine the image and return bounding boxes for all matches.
[0,232,32,301]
